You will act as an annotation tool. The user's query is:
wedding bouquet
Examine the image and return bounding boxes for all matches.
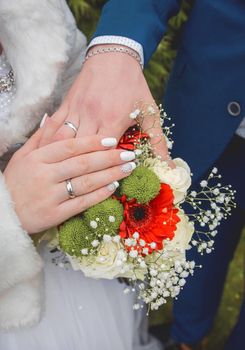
[49,103,235,311]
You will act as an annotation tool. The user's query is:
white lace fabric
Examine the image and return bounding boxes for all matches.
[0,53,15,122]
[0,53,20,171]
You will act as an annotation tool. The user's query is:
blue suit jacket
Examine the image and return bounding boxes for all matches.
[94,0,245,181]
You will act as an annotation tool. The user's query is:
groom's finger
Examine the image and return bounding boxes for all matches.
[51,114,80,142]
[49,109,97,144]
[76,114,98,138]
[38,105,69,147]
[98,124,131,145]
[141,109,175,168]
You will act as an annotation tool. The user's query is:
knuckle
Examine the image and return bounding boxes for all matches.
[106,166,118,182]
[64,139,77,157]
[114,166,124,179]
[103,150,117,166]
[101,105,121,126]
[76,156,89,173]
[80,175,94,193]
[84,97,101,118]
[48,118,61,130]
[104,113,117,126]
[44,117,61,137]
[53,132,67,142]
[109,150,120,165]
[92,134,103,147]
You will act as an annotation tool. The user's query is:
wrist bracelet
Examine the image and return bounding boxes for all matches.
[84,46,143,69]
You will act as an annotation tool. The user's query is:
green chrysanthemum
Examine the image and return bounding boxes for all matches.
[120,166,161,204]
[84,198,124,237]
[59,217,94,257]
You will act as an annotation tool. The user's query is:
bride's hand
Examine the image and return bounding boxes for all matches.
[38,45,172,163]
[4,129,136,234]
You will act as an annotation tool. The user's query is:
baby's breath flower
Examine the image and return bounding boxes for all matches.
[133,232,140,239]
[89,220,97,229]
[108,215,115,223]
[81,248,88,255]
[103,234,112,243]
[91,240,99,248]
[113,235,121,243]
[129,249,138,258]
[125,238,132,246]
[150,242,157,249]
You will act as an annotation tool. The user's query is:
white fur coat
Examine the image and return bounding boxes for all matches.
[0,0,86,331]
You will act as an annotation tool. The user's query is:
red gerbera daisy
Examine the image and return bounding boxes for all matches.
[119,183,180,255]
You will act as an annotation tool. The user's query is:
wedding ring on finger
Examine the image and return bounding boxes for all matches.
[66,179,76,199]
[64,121,78,137]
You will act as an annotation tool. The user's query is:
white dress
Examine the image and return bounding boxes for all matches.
[0,54,161,350]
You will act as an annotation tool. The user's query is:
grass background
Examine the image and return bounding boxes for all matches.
[68,1,245,348]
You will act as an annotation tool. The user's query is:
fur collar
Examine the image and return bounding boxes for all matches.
[0,0,86,156]
[0,0,86,331]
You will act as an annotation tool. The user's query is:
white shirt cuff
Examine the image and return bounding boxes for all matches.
[87,35,144,67]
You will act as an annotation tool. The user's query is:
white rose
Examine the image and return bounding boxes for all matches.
[153,210,194,269]
[147,157,191,204]
[166,209,194,256]
[69,241,133,280]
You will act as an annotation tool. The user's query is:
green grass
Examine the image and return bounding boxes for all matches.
[150,228,245,349]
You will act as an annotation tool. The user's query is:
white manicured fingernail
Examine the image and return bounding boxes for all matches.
[121,162,136,173]
[107,181,119,192]
[40,113,49,128]
[101,137,117,147]
[120,151,136,161]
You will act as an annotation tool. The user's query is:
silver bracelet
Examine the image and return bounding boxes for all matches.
[83,46,143,69]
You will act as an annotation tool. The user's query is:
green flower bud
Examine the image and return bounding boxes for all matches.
[59,217,94,257]
[84,198,123,236]
[120,166,160,204]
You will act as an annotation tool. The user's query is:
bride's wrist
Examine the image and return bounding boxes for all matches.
[84,44,143,69]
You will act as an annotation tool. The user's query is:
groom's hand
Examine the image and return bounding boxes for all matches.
[39,45,171,162]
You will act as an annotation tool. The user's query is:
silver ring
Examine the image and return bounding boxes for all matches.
[64,121,78,137]
[66,179,76,199]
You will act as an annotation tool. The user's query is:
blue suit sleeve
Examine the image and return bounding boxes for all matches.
[93,0,181,64]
